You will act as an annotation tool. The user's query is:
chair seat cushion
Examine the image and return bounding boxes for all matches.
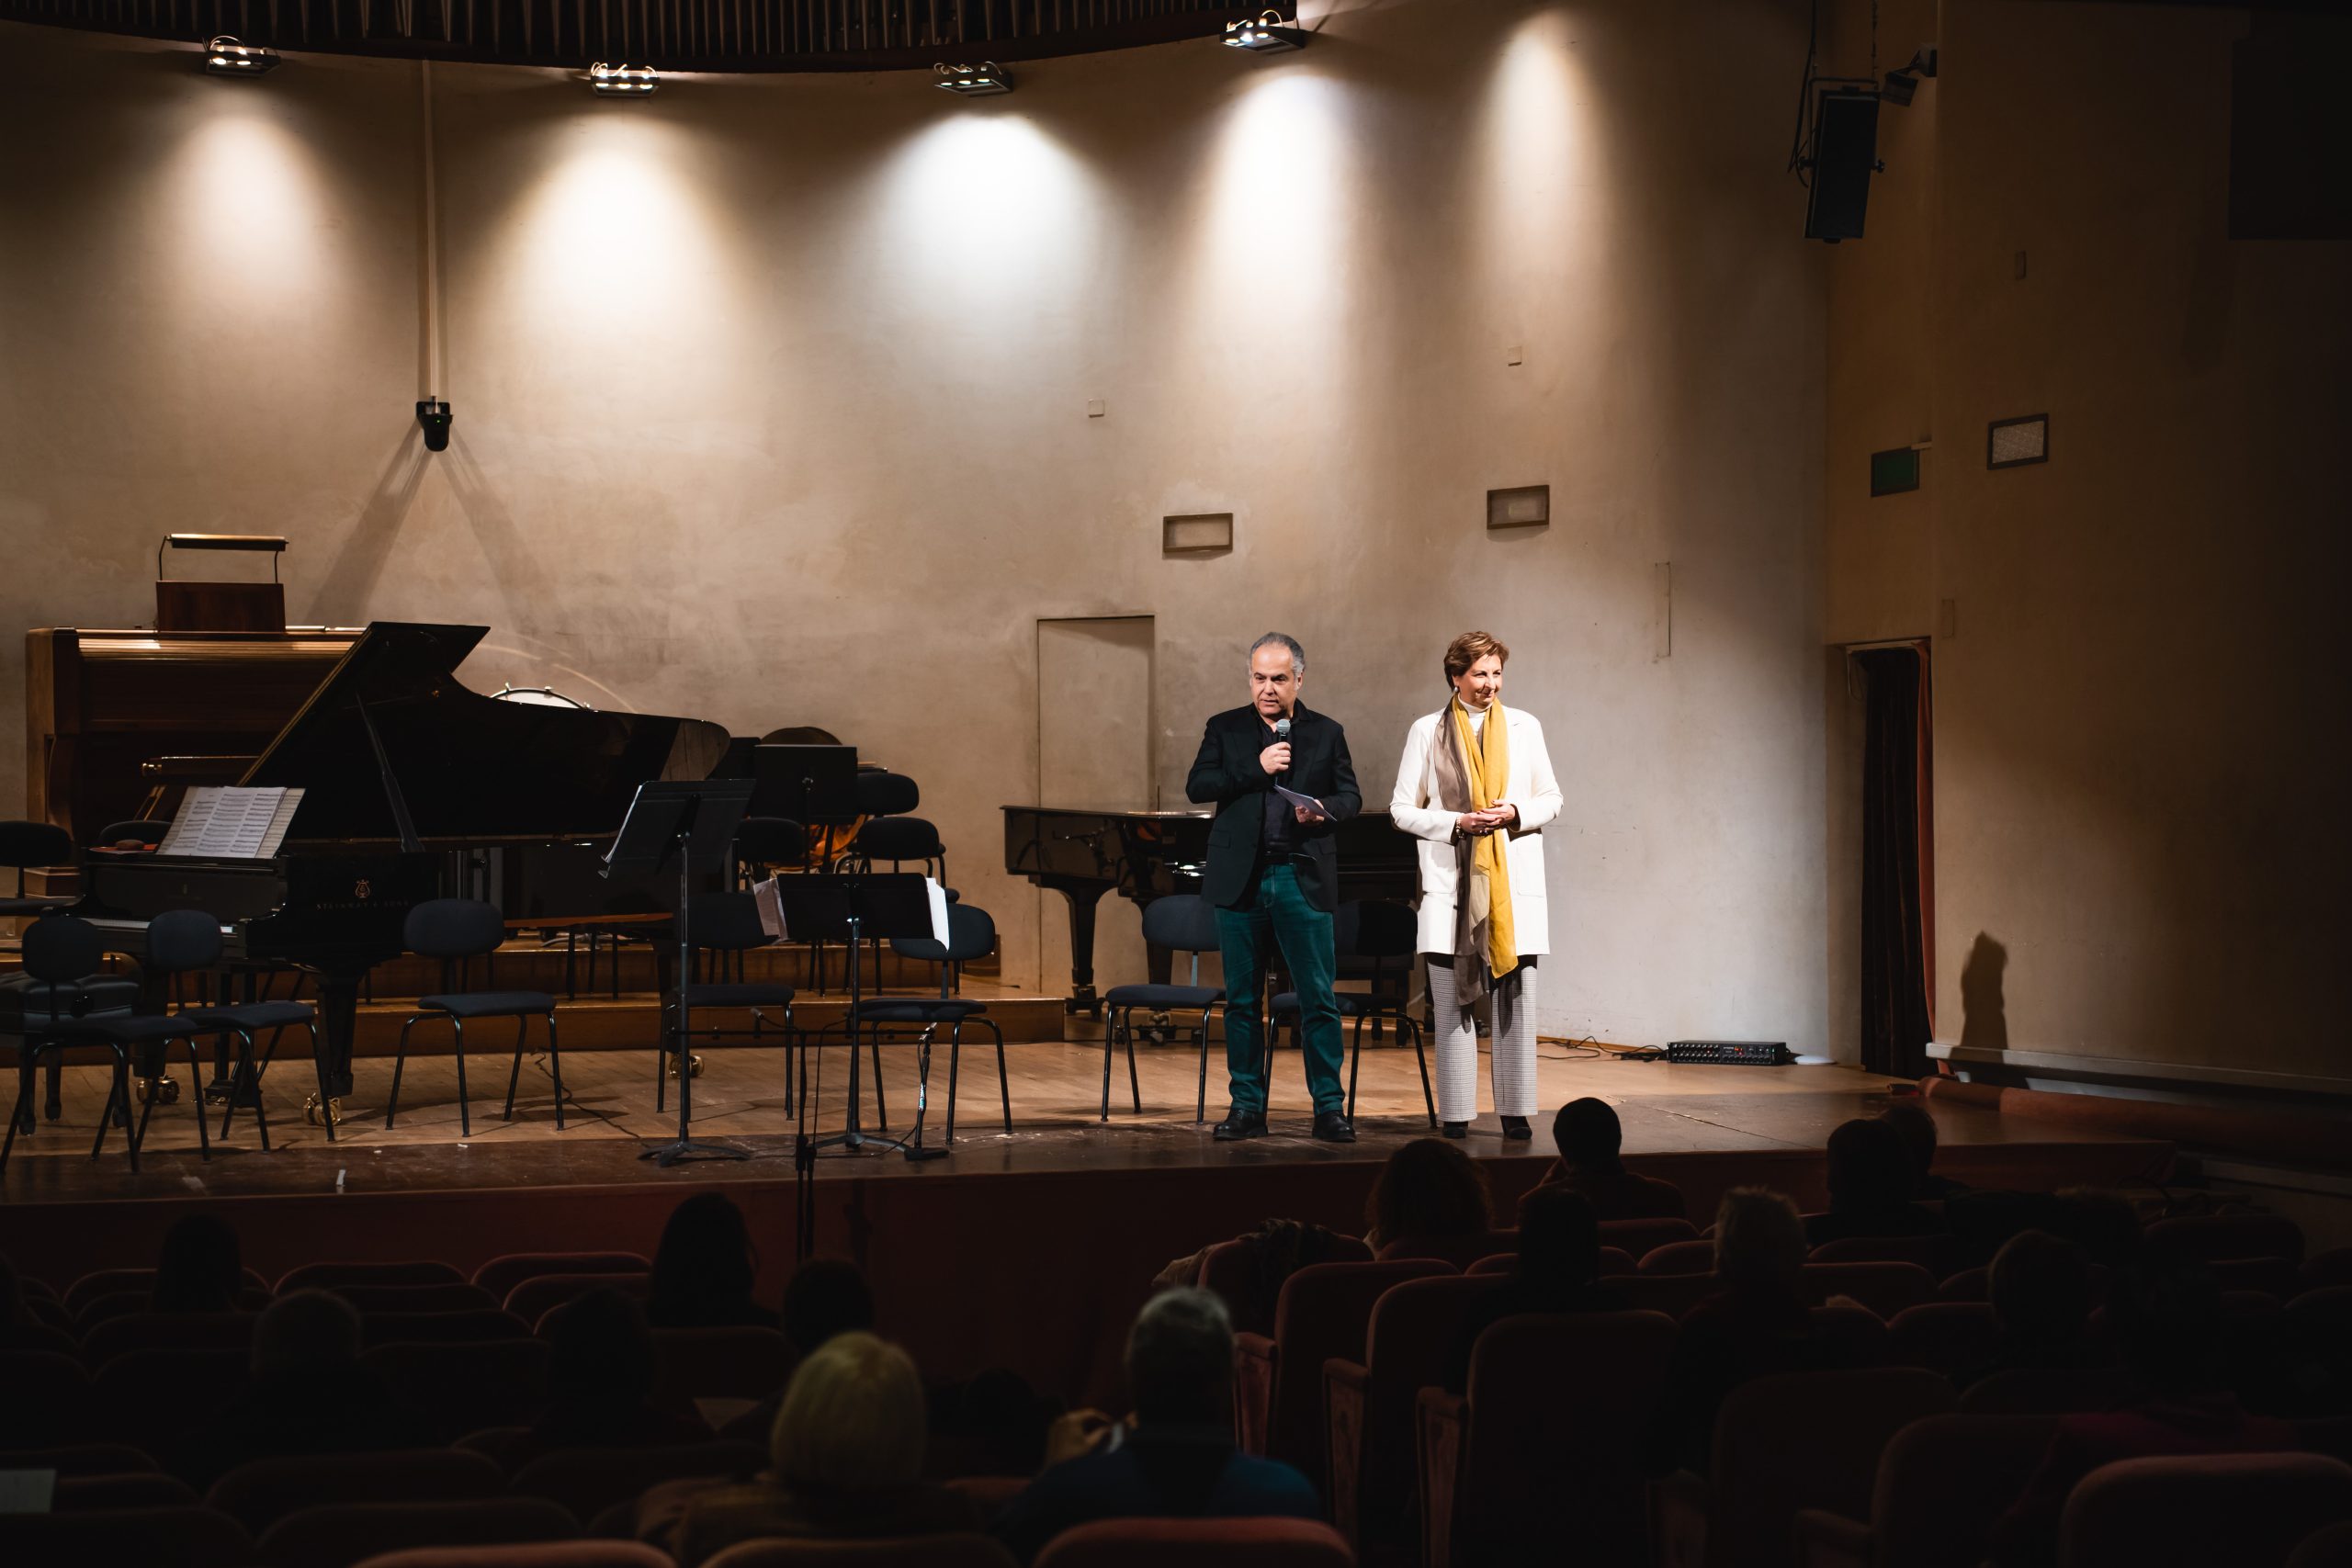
[1102,984,1224,1010]
[182,1000,315,1030]
[848,998,988,1023]
[1271,990,1394,1017]
[416,991,558,1019]
[68,1012,208,1044]
[681,983,796,1009]
[0,974,138,1028]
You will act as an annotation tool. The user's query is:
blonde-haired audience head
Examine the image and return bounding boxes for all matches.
[1712,1187,1807,1293]
[770,1330,926,1494]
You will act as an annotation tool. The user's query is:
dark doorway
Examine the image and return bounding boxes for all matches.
[1854,642,1935,1077]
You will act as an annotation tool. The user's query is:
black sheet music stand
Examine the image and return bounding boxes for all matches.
[752,745,860,856]
[603,778,755,1168]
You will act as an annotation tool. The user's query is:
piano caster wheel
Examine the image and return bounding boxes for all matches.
[666,1054,705,1079]
[301,1093,345,1127]
[136,1075,182,1106]
[203,1079,232,1106]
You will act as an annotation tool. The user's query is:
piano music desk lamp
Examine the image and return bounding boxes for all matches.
[871,900,1014,1148]
[1100,894,1227,1124]
[154,534,287,634]
[1271,899,1435,1128]
[384,898,567,1141]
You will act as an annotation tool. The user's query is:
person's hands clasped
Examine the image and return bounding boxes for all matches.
[1042,1408,1122,1468]
[1259,742,1292,775]
[1455,803,1518,837]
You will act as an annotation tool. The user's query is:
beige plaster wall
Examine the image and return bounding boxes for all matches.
[1826,1,2352,1077]
[0,0,1830,1050]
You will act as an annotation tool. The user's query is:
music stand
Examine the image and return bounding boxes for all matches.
[752,745,860,850]
[603,778,755,1168]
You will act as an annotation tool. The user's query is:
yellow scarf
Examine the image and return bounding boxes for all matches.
[1450,699,1516,979]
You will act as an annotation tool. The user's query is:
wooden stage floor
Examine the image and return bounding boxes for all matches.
[1,1039,2170,1206]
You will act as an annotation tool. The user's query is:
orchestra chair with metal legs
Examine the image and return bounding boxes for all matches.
[865,901,1012,1142]
[1271,899,1436,1127]
[386,898,566,1139]
[657,890,797,1124]
[1,916,141,1174]
[1100,894,1225,1122]
[733,815,810,885]
[181,986,323,1148]
[1,819,96,1128]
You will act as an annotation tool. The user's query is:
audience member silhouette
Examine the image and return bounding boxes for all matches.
[661,1331,978,1567]
[1965,1228,2107,1389]
[1655,1188,1857,1474]
[1879,1100,1966,1199]
[153,1212,245,1314]
[992,1287,1319,1563]
[650,1191,778,1330]
[1447,1187,1622,1393]
[1988,1261,2298,1568]
[1530,1098,1686,1220]
[178,1288,433,1483]
[1151,1217,1360,1338]
[1804,1117,1947,1246]
[720,1257,881,1443]
[480,1285,710,1469]
[1364,1137,1492,1254]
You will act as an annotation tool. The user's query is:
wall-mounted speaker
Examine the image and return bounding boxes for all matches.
[1805,89,1880,242]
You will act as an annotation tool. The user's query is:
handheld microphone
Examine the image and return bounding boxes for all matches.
[1272,716,1291,776]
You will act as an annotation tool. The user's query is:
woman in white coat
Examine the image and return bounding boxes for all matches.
[1389,631,1563,1139]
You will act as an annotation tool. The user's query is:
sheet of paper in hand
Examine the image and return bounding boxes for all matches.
[1274,785,1331,821]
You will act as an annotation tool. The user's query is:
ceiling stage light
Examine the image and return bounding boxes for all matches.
[934,62,1013,96]
[1223,11,1306,53]
[587,62,660,96]
[201,36,280,77]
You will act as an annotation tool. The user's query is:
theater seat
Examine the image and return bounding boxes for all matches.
[1641,1240,1718,1275]
[510,1440,766,1524]
[356,1546,676,1568]
[704,1537,1017,1567]
[362,1310,534,1348]
[1033,1517,1351,1568]
[1957,1364,2144,1416]
[651,1325,796,1406]
[51,1471,199,1510]
[0,1504,254,1568]
[503,1273,652,1327]
[1375,1232,1516,1270]
[1612,1273,1722,1319]
[279,1260,469,1293]
[1810,1234,1965,1280]
[1235,1258,1451,1483]
[1885,1303,2001,1378]
[209,1447,507,1534]
[334,1282,501,1314]
[2146,1213,2305,1267]
[91,1346,249,1451]
[2058,1452,2352,1568]
[254,1497,582,1568]
[0,1440,156,1476]
[472,1253,652,1303]
[360,1340,552,1443]
[80,1311,256,1364]
[1195,1235,1374,1337]
[1799,1263,1939,1320]
[1791,1413,2058,1568]
[1598,1217,1702,1263]
[2290,1520,2352,1568]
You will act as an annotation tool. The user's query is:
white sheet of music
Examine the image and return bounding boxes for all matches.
[158,786,306,859]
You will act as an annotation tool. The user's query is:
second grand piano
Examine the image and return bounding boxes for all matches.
[78,622,730,1111]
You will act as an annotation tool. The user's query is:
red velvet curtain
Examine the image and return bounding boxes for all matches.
[1857,644,1935,1077]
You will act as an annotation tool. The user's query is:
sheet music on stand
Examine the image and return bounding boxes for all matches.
[158,786,306,859]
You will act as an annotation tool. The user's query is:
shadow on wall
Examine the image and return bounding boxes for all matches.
[311,426,428,623]
[1959,931,2009,1054]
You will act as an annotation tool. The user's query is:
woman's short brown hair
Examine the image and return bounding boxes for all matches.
[770,1330,926,1493]
[1443,631,1510,683]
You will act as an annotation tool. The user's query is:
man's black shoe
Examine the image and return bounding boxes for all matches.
[1441,1121,1469,1140]
[1500,1115,1532,1141]
[1214,1111,1268,1141]
[1312,1111,1357,1143]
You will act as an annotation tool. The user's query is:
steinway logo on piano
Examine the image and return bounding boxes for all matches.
[354,879,371,899]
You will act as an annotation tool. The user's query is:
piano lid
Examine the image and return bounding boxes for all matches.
[241,621,731,843]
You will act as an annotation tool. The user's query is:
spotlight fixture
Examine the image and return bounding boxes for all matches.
[1883,47,1937,108]
[1223,10,1306,52]
[934,62,1012,96]
[586,62,660,96]
[201,35,280,77]
[416,399,453,453]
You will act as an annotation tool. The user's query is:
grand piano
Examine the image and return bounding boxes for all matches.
[76,621,730,1108]
[1003,804,1417,1015]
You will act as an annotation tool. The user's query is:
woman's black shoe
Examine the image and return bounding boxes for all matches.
[1442,1121,1469,1140]
[1500,1115,1532,1141]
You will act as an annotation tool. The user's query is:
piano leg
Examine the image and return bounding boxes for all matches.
[311,969,363,1100]
[1040,878,1109,1018]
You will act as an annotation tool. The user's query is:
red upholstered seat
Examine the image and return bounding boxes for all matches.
[91,1346,249,1450]
[208,1447,507,1534]
[279,1259,469,1294]
[0,1320,77,1356]
[360,1340,553,1443]
[1033,1517,1352,1568]
[1598,1217,1703,1263]
[1650,1367,1956,1568]
[651,1325,796,1406]
[355,1545,676,1568]
[471,1253,651,1303]
[1612,1273,1722,1319]
[1790,1413,2058,1568]
[1235,1258,1451,1483]
[2146,1213,2305,1266]
[1325,1272,1508,1558]
[945,1473,1032,1524]
[2290,1520,2352,1568]
[1377,1231,1515,1270]
[1885,1303,2001,1378]
[1195,1235,1375,1336]
[1421,1310,1678,1568]
[51,1471,200,1510]
[2300,1248,2352,1295]
[254,1497,582,1568]
[0,1504,254,1568]
[1641,1240,1717,1276]
[363,1309,535,1347]
[510,1440,766,1524]
[2058,1453,2352,1568]
[1957,1364,2145,1416]
[1798,1263,1939,1319]
[81,1311,256,1364]
[1810,1234,1966,1280]
[64,1266,268,1315]
[503,1272,652,1326]
[0,1440,157,1475]
[703,1536,1019,1567]
[334,1282,502,1314]
[2209,1256,2303,1299]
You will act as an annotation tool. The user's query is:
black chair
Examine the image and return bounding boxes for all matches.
[1100,894,1225,1122]
[1,917,140,1173]
[733,816,809,885]
[860,902,1012,1142]
[658,890,797,1122]
[180,983,325,1147]
[1271,900,1435,1127]
[2,920,138,1136]
[855,769,921,819]
[92,819,172,849]
[0,819,74,920]
[385,899,565,1138]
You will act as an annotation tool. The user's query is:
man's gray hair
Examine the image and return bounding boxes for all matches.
[1125,1286,1236,1423]
[1250,632,1306,678]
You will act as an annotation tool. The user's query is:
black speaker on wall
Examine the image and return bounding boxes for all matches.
[1805,89,1881,242]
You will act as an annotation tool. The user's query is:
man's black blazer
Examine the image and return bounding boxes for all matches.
[1184,702,1362,913]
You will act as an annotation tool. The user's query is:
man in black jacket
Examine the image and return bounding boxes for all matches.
[1184,632,1362,1143]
